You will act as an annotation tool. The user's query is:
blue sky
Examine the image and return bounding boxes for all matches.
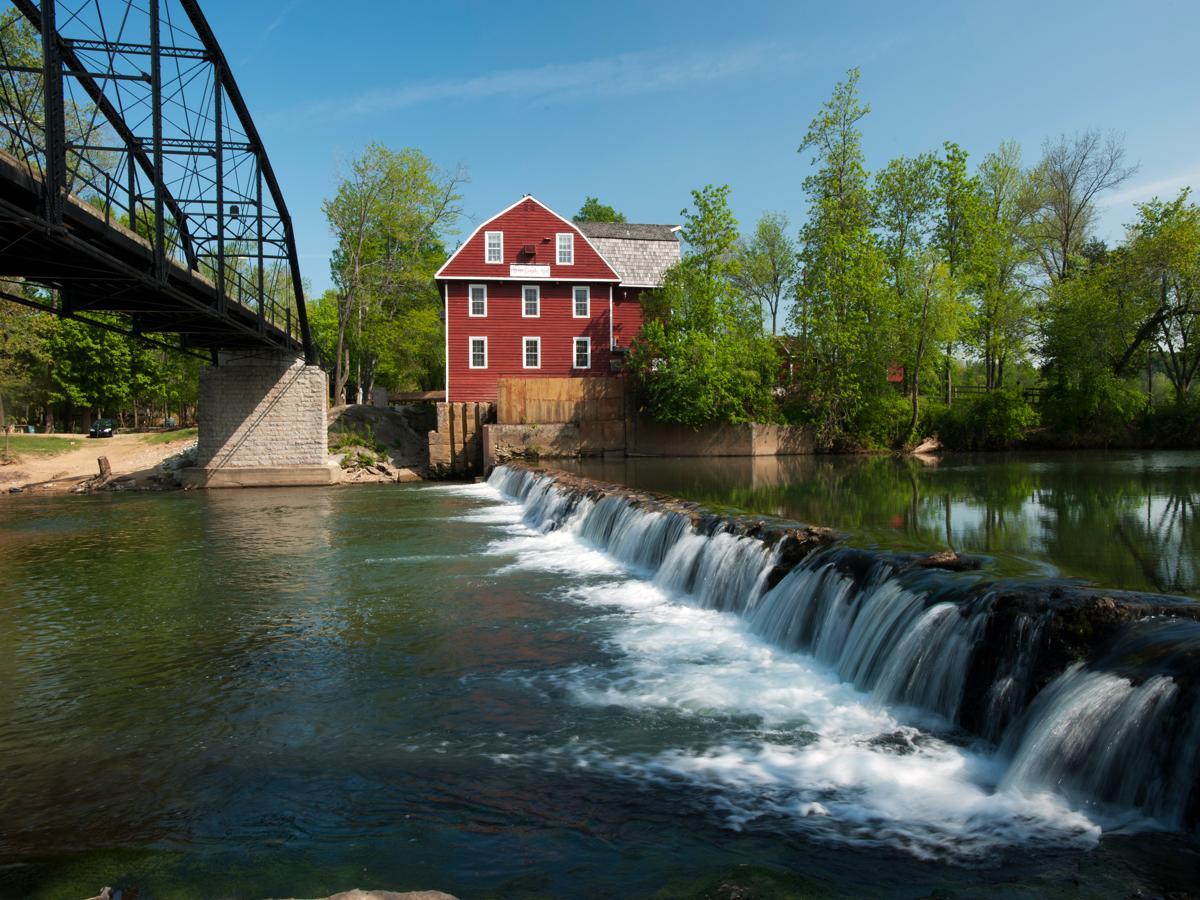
[204,0,1200,297]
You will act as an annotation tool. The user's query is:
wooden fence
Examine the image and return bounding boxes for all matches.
[496,377,626,425]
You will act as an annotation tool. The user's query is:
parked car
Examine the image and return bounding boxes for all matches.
[89,418,115,438]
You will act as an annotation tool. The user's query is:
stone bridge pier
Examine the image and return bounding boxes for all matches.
[182,351,334,488]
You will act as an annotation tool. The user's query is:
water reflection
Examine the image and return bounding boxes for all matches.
[562,452,1200,595]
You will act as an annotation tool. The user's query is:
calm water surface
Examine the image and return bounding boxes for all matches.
[0,480,1197,898]
[563,451,1200,595]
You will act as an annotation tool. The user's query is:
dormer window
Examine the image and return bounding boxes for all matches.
[485,231,503,263]
[556,232,574,265]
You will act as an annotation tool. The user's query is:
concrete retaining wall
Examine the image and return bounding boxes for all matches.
[626,417,814,457]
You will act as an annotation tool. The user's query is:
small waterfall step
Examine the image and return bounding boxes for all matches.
[489,462,1200,834]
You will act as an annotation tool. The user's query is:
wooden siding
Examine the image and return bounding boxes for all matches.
[438,196,619,282]
[611,285,646,351]
[446,280,617,402]
[496,376,626,425]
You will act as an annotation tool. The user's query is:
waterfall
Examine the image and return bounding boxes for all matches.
[487,465,1200,833]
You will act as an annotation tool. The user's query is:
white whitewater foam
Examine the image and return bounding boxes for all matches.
[450,476,1111,863]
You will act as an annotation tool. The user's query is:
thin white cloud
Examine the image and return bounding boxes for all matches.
[266,1,302,34]
[1103,169,1200,208]
[281,41,801,122]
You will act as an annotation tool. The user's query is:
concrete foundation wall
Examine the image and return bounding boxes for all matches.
[196,351,329,469]
[626,418,814,457]
[428,401,495,477]
[483,419,627,469]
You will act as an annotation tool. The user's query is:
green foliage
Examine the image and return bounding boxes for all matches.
[732,211,797,335]
[140,427,198,445]
[1143,394,1200,447]
[788,68,892,447]
[927,389,1037,450]
[323,144,464,401]
[38,316,133,412]
[850,390,914,450]
[573,197,625,223]
[328,421,386,456]
[629,185,779,427]
[1040,369,1143,446]
[2,434,81,456]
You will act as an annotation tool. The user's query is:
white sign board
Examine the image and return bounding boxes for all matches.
[509,264,551,278]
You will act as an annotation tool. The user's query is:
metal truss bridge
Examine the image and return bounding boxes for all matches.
[0,0,313,361]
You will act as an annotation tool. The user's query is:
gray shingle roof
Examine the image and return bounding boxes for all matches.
[576,222,680,242]
[576,222,681,287]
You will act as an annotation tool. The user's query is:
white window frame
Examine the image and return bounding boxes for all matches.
[482,230,501,262]
[572,285,590,318]
[468,284,487,317]
[521,284,540,318]
[522,336,541,370]
[573,336,591,370]
[556,232,574,265]
[468,336,488,369]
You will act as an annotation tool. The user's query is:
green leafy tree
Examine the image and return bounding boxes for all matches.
[732,211,798,335]
[324,144,465,403]
[573,197,626,223]
[37,315,132,430]
[1128,190,1200,398]
[629,185,778,426]
[1022,130,1136,284]
[968,143,1036,389]
[790,68,890,447]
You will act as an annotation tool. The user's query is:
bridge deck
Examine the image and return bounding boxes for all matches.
[0,150,302,354]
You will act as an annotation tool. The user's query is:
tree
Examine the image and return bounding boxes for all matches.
[37,315,132,431]
[732,212,798,335]
[324,144,465,403]
[573,197,626,223]
[1023,131,1136,284]
[790,68,890,447]
[628,185,778,426]
[968,142,1036,389]
[873,153,965,440]
[1128,190,1200,397]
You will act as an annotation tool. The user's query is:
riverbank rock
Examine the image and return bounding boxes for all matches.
[909,549,981,571]
[328,404,429,468]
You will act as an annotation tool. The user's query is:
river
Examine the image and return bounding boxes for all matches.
[0,459,1197,898]
[562,450,1200,594]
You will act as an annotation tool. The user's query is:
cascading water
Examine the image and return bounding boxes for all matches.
[487,464,1200,835]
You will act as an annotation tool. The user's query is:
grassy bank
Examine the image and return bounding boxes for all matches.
[140,427,198,445]
[2,434,82,457]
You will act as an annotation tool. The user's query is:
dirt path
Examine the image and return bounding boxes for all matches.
[0,434,195,493]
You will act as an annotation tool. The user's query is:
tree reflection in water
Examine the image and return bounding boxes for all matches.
[562,451,1200,595]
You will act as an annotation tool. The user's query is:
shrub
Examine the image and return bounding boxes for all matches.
[927,388,1036,450]
[329,422,386,456]
[847,390,912,450]
[1040,370,1143,447]
[1143,394,1200,447]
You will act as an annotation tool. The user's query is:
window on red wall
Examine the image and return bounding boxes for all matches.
[572,286,590,318]
[485,231,503,263]
[469,284,487,316]
[523,337,541,369]
[557,233,574,264]
[522,285,540,317]
[469,336,487,368]
[573,336,591,369]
